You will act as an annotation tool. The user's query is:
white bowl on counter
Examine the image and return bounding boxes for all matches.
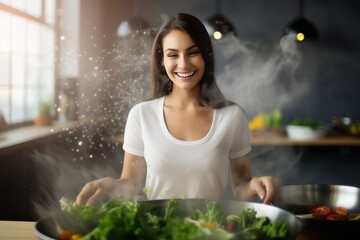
[286,125,327,140]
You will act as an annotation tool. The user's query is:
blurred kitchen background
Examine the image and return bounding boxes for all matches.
[0,0,359,221]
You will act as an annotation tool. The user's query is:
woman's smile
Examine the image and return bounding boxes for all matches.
[175,70,197,79]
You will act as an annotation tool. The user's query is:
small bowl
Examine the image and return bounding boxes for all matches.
[286,125,327,140]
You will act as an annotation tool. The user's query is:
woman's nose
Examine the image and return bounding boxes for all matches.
[178,55,190,68]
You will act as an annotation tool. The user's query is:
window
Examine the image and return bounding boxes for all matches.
[0,0,57,126]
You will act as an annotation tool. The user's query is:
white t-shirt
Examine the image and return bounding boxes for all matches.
[123,96,251,200]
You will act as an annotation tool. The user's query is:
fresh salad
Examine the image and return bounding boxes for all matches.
[288,118,324,129]
[58,197,290,240]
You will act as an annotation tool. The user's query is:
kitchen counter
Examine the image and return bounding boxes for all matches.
[0,117,105,156]
[0,221,37,240]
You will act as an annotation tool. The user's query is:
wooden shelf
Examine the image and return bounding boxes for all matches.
[250,131,360,146]
[101,132,360,147]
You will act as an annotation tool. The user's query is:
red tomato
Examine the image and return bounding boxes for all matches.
[327,213,345,221]
[59,231,72,240]
[333,207,348,218]
[313,206,331,219]
[307,205,320,214]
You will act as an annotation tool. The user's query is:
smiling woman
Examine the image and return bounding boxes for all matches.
[75,13,279,207]
[0,1,57,126]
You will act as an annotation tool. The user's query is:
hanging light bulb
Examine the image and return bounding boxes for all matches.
[283,0,318,41]
[116,0,151,38]
[283,16,318,41]
[117,16,150,37]
[204,0,236,40]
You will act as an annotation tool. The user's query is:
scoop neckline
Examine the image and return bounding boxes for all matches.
[158,96,216,145]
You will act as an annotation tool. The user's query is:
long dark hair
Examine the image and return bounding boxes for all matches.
[149,13,232,108]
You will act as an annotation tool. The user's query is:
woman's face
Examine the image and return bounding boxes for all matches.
[162,29,205,91]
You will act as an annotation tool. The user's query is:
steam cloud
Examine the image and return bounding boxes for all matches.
[214,34,307,118]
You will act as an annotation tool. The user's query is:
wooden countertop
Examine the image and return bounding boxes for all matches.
[0,221,37,240]
[0,118,104,155]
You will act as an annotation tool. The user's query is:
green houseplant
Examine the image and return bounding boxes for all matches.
[34,101,53,125]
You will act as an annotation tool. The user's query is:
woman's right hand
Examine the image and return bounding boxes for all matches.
[76,152,146,205]
[76,177,136,205]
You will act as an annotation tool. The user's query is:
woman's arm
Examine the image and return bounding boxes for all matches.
[118,152,146,197]
[76,152,146,205]
[230,153,279,204]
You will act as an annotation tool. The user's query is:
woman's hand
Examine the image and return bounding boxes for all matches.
[230,154,280,204]
[76,152,146,205]
[76,177,136,205]
[248,176,279,204]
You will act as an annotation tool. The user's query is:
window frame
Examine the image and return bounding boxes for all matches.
[0,0,59,131]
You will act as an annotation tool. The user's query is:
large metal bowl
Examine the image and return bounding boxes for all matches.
[274,184,360,239]
[34,198,302,240]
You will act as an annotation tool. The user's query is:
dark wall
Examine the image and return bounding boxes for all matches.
[96,0,360,124]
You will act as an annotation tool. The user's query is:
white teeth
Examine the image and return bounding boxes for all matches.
[176,71,195,78]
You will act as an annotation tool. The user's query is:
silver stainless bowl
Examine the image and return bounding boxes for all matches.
[275,184,360,239]
[34,198,302,240]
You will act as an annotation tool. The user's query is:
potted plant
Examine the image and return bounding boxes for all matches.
[34,101,53,126]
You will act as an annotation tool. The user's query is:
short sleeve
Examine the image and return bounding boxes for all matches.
[122,104,144,156]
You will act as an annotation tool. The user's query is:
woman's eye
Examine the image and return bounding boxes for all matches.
[188,50,200,56]
[166,51,178,58]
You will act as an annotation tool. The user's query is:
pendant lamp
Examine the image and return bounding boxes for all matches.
[204,0,236,40]
[117,0,150,38]
[283,0,318,41]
